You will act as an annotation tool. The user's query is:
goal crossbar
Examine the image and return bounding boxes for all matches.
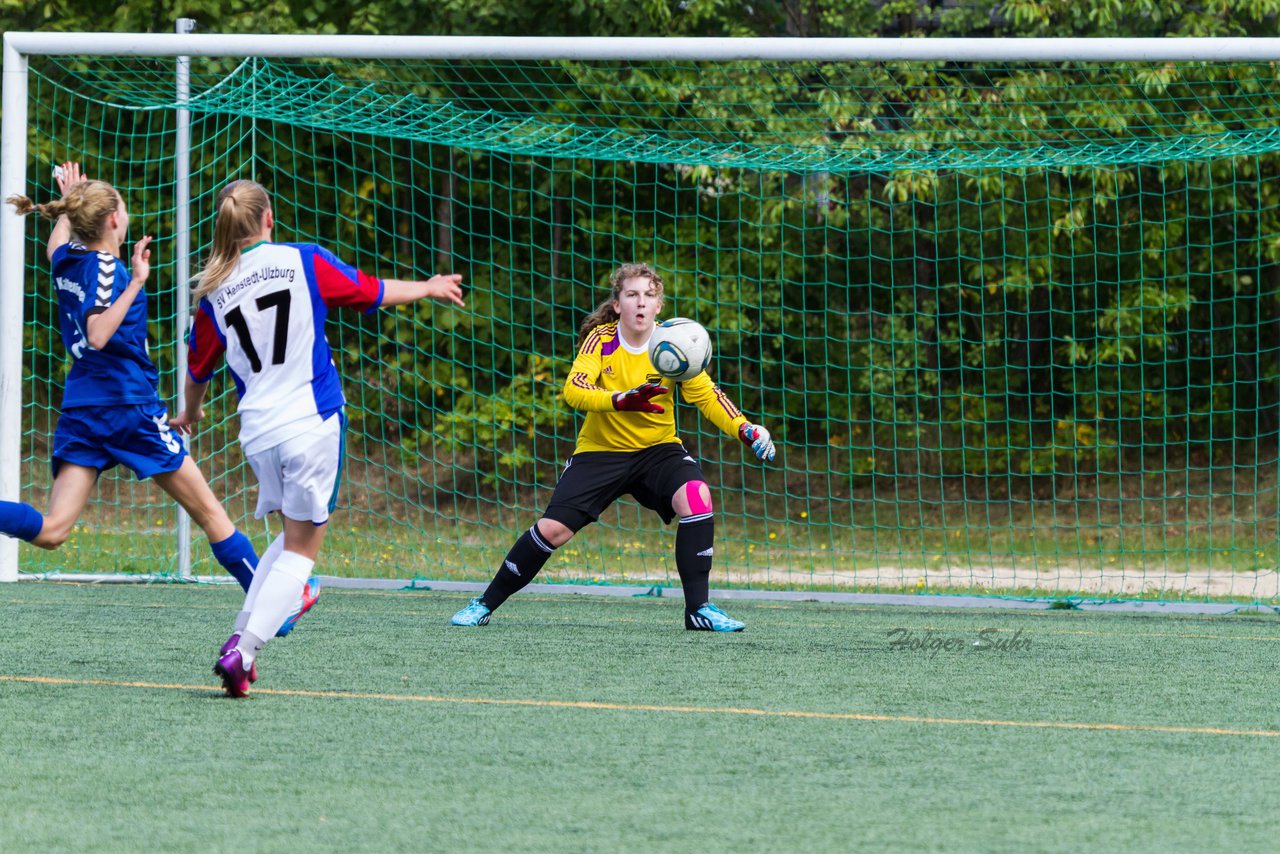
[10,33,1280,61]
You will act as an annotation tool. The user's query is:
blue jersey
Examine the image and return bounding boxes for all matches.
[52,241,160,409]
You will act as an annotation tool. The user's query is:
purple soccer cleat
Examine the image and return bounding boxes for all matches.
[220,634,257,682]
[214,645,253,698]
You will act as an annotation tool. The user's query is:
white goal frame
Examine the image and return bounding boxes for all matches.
[5,33,1280,582]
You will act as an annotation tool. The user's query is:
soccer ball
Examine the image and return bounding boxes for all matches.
[648,317,712,382]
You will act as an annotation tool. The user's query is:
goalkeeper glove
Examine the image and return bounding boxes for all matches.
[738,422,776,462]
[613,382,669,413]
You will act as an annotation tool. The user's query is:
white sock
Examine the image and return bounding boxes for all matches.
[234,631,267,667]
[245,550,315,646]
[240,533,286,616]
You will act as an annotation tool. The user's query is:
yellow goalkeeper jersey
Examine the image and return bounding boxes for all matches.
[563,322,748,453]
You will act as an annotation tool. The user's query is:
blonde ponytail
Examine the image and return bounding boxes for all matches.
[5,195,44,217]
[193,180,272,298]
[6,179,121,243]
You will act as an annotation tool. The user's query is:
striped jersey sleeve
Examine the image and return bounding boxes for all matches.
[677,370,748,438]
[561,326,618,412]
[84,251,119,318]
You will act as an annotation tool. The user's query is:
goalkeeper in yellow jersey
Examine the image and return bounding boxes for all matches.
[451,263,775,631]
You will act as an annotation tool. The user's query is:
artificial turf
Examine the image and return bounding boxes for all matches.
[2,582,1278,851]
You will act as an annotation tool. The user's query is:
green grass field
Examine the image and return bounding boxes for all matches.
[3,582,1279,851]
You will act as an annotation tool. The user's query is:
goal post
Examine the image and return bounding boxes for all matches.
[0,35,29,583]
[3,33,1280,600]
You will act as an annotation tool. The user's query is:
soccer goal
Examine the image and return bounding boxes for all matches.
[3,33,1279,601]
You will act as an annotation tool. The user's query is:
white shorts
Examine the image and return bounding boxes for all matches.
[246,414,345,524]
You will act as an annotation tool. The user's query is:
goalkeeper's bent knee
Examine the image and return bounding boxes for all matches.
[683,480,713,516]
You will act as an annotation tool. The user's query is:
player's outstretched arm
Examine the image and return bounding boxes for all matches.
[678,372,775,462]
[84,235,151,350]
[170,376,211,436]
[380,274,465,308]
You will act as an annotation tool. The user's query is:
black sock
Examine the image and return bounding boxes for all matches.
[482,524,557,610]
[676,514,714,612]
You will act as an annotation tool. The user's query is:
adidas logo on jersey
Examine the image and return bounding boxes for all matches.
[697,547,714,557]
[602,365,615,375]
[504,559,521,576]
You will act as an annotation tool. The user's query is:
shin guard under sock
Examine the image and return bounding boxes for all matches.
[482,524,557,609]
[676,514,714,613]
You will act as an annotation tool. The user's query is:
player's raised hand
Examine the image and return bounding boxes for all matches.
[423,273,464,307]
[53,161,87,196]
[739,422,776,462]
[131,236,152,284]
[613,381,668,413]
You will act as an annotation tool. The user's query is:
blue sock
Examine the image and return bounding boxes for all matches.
[0,501,44,542]
[210,530,258,592]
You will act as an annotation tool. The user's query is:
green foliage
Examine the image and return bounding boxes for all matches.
[431,355,575,485]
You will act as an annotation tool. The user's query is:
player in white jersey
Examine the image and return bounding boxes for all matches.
[174,179,464,697]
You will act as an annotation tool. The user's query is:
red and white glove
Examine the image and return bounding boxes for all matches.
[612,382,669,414]
[738,422,776,462]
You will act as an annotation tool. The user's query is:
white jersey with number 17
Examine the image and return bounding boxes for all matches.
[187,241,384,455]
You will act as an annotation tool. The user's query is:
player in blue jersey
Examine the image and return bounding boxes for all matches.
[0,163,315,633]
[176,179,464,697]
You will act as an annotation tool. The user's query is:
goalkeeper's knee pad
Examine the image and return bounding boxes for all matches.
[683,480,713,515]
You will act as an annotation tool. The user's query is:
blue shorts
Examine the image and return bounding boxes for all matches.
[52,400,188,480]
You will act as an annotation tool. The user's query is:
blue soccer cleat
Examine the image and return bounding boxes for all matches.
[276,576,321,638]
[685,602,745,632]
[450,597,492,627]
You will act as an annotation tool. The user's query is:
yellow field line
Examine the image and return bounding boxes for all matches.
[3,674,1276,738]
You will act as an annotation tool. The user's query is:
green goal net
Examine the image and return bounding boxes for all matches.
[9,49,1280,600]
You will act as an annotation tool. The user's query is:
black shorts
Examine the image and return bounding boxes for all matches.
[542,443,706,532]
